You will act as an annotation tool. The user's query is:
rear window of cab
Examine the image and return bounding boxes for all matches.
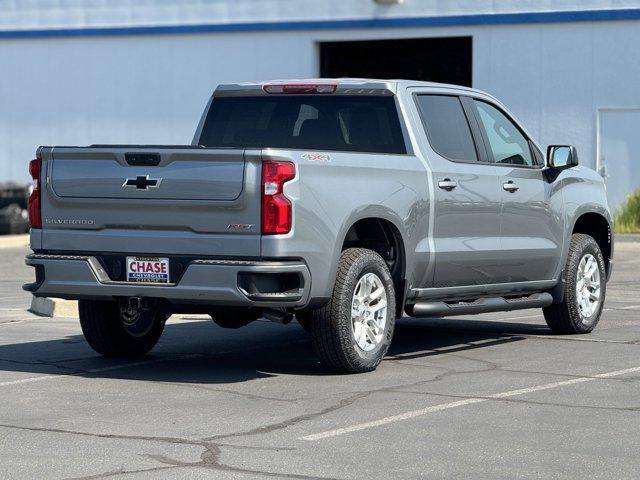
[198,96,407,154]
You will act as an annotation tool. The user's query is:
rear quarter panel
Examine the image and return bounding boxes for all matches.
[260,148,429,302]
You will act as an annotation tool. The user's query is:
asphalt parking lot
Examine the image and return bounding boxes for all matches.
[1,241,640,479]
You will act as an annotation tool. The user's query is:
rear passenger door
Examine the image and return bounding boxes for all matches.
[469,99,563,283]
[414,94,504,288]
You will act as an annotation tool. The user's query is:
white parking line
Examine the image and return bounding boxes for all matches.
[0,339,309,388]
[483,304,640,323]
[527,335,635,344]
[0,357,172,387]
[300,365,640,441]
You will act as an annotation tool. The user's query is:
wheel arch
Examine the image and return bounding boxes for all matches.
[336,213,408,318]
[551,209,613,304]
[571,211,613,275]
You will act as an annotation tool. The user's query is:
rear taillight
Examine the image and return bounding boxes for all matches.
[261,161,295,235]
[262,84,336,94]
[28,158,42,228]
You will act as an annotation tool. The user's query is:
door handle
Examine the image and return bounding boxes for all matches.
[503,181,519,192]
[438,179,458,191]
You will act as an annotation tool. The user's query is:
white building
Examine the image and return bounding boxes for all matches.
[1,0,639,208]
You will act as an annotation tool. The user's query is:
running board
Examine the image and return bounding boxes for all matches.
[407,292,553,317]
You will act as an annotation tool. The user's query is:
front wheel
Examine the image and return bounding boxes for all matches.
[306,248,396,373]
[79,300,166,356]
[543,233,607,334]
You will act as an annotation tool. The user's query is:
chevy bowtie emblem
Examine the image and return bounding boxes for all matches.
[122,175,162,190]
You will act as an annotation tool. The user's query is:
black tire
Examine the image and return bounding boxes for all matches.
[307,248,396,373]
[543,233,607,334]
[79,300,165,357]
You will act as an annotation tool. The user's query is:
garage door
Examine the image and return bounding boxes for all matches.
[319,37,472,87]
[598,108,640,211]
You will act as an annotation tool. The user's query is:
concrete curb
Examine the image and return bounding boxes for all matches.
[616,233,640,243]
[0,234,29,249]
[29,297,78,318]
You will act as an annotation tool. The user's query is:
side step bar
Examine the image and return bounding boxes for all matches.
[407,292,553,318]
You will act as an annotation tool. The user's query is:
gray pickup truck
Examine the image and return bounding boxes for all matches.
[24,79,613,373]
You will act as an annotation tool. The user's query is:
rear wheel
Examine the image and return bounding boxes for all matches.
[79,300,166,356]
[306,248,396,373]
[543,233,607,334]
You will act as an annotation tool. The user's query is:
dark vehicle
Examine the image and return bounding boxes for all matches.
[0,183,29,234]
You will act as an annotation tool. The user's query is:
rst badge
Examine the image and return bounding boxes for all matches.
[227,224,254,230]
[301,152,332,163]
[126,257,170,283]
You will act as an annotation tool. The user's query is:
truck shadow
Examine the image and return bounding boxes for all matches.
[0,315,550,384]
[388,317,548,361]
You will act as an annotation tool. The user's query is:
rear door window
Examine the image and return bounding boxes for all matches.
[198,95,407,154]
[415,95,478,162]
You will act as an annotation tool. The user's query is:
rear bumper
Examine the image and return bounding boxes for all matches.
[24,254,311,308]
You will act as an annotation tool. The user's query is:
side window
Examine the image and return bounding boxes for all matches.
[416,95,478,162]
[474,100,535,166]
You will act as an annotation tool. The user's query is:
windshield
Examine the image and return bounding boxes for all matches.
[198,95,406,154]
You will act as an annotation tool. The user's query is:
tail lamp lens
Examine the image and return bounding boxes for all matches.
[261,161,295,235]
[28,158,42,228]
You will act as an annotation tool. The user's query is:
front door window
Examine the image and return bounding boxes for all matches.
[474,100,535,167]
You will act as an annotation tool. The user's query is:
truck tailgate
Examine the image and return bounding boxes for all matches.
[38,146,262,257]
[50,148,244,201]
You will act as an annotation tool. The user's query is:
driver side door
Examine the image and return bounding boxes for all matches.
[469,98,563,283]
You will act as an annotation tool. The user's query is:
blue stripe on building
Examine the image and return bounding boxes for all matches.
[1,8,640,39]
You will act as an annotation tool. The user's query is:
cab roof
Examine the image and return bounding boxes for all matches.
[214,78,493,99]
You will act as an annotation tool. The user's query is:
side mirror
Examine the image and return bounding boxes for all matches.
[547,145,578,170]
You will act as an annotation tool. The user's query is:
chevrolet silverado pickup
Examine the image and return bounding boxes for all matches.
[24,79,613,373]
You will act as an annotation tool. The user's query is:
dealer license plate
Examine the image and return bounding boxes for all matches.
[126,257,170,283]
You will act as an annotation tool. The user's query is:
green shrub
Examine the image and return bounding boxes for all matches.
[614,188,640,233]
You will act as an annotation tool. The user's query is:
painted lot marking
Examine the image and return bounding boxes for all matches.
[0,339,308,388]
[0,357,172,387]
[613,304,640,310]
[300,365,640,441]
[496,304,640,323]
